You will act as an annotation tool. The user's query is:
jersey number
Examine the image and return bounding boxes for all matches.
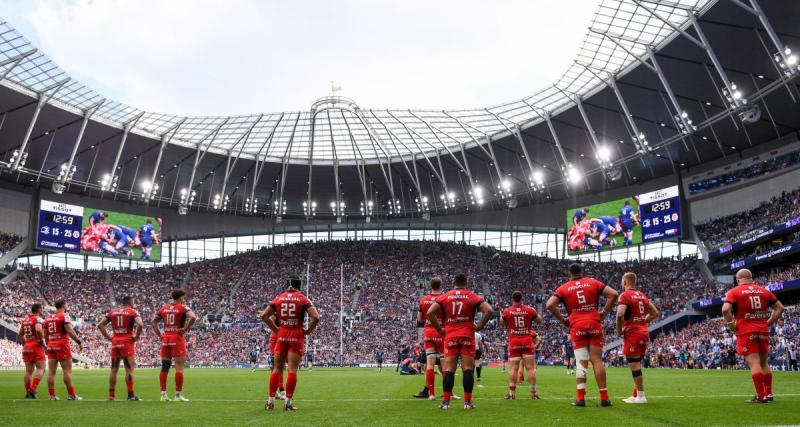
[47,322,56,334]
[514,316,525,328]
[281,303,297,318]
[748,296,762,310]
[166,313,175,325]
[116,315,125,328]
[451,301,464,315]
[576,290,586,304]
[23,325,32,337]
[638,301,645,314]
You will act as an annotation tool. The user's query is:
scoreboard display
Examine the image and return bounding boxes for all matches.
[638,185,682,243]
[37,200,83,252]
[566,184,682,254]
[36,199,163,262]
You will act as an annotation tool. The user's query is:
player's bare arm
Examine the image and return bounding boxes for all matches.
[600,286,619,316]
[615,303,627,335]
[415,310,424,328]
[97,317,113,341]
[644,302,659,324]
[721,302,736,331]
[35,322,45,346]
[182,310,198,335]
[533,313,542,325]
[474,301,493,332]
[151,315,163,339]
[65,323,83,351]
[133,316,144,341]
[767,301,784,327]
[304,306,320,335]
[426,302,444,334]
[546,295,568,326]
[261,306,279,333]
[16,325,23,344]
[533,335,542,348]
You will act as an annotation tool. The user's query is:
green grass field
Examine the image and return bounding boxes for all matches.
[567,197,641,254]
[1,367,798,426]
[80,209,161,262]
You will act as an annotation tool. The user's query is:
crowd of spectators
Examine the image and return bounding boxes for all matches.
[0,232,23,255]
[0,337,23,368]
[688,149,800,195]
[696,187,800,250]
[646,306,799,371]
[0,240,794,370]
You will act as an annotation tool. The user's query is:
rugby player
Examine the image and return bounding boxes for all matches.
[417,277,444,399]
[722,268,784,403]
[616,272,658,404]
[619,200,639,246]
[98,296,143,401]
[546,263,618,407]
[19,303,46,399]
[427,273,492,410]
[262,275,320,411]
[44,300,83,400]
[138,218,161,261]
[501,291,542,400]
[152,290,197,402]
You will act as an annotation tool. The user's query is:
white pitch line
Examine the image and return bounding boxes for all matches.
[4,394,800,403]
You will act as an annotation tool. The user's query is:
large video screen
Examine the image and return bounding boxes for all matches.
[566,185,681,254]
[37,200,162,262]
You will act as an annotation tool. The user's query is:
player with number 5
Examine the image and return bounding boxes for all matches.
[722,268,784,404]
[547,263,618,407]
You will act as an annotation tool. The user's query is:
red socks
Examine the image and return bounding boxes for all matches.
[464,392,472,401]
[67,386,76,397]
[24,378,31,392]
[286,372,297,399]
[577,387,586,401]
[175,372,184,392]
[442,391,452,401]
[509,383,517,391]
[633,387,638,397]
[126,378,134,394]
[109,388,115,399]
[426,369,435,396]
[49,387,55,397]
[763,372,773,396]
[278,372,284,390]
[269,371,279,397]
[159,372,168,392]
[752,373,765,399]
[31,377,41,392]
[599,388,609,401]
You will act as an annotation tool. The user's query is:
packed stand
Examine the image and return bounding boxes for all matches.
[0,232,23,255]
[696,187,800,251]
[0,240,739,367]
[647,305,799,370]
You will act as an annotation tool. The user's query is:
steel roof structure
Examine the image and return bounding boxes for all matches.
[0,0,798,221]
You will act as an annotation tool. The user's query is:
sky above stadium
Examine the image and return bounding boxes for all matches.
[2,0,597,116]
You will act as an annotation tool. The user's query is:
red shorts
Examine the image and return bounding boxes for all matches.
[508,336,535,360]
[274,330,305,357]
[111,338,136,360]
[737,332,769,356]
[22,342,46,363]
[623,330,649,358]
[423,329,444,356]
[569,319,604,349]
[269,334,278,354]
[443,336,476,358]
[46,340,72,361]
[160,334,187,359]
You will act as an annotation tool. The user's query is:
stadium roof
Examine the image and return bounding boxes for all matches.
[0,0,798,220]
[0,0,715,164]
